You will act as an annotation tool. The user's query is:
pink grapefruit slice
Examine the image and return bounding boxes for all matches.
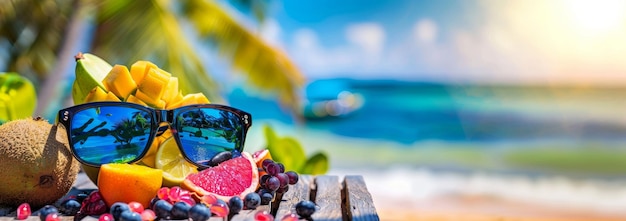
[182,152,259,201]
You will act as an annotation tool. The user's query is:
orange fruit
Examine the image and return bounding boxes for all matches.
[97,163,163,208]
[182,152,258,202]
[252,149,273,170]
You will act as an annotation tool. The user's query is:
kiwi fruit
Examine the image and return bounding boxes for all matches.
[0,117,80,208]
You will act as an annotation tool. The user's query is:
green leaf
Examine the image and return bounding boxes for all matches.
[264,125,278,145]
[0,73,36,122]
[265,125,306,171]
[300,152,329,175]
[182,0,305,112]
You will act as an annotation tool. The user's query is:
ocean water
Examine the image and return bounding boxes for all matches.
[229,78,626,146]
[227,79,626,217]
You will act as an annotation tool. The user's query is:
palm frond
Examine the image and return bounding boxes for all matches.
[0,0,74,84]
[91,0,222,102]
[182,0,305,111]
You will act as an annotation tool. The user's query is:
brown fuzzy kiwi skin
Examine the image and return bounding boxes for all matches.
[0,117,80,208]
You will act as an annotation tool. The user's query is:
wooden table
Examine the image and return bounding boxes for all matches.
[0,173,380,221]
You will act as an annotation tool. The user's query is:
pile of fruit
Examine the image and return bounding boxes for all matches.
[2,53,319,221]
[72,52,210,109]
[12,157,316,221]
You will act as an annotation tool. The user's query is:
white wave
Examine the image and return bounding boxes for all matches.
[329,166,626,216]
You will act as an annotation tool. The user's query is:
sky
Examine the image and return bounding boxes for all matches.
[249,0,626,85]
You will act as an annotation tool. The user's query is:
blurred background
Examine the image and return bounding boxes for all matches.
[3,0,626,220]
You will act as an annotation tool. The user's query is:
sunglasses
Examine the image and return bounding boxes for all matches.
[57,101,252,168]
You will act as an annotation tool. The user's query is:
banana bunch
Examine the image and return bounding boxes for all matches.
[0,73,37,123]
[72,53,209,108]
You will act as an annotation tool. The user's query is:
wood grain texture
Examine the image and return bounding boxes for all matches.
[311,176,342,221]
[229,204,270,221]
[274,175,313,220]
[343,175,379,221]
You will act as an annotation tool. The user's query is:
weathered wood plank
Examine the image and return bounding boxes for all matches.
[229,204,270,221]
[274,175,313,220]
[343,176,379,221]
[312,176,342,221]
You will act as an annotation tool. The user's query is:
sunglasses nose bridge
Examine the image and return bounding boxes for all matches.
[155,109,174,124]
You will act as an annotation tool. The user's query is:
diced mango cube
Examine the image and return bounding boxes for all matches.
[84,86,109,103]
[177,93,210,107]
[102,65,137,99]
[161,77,179,104]
[126,94,147,106]
[165,92,185,109]
[138,68,170,101]
[130,61,158,85]
[193,93,210,104]
[135,89,166,109]
[105,91,121,101]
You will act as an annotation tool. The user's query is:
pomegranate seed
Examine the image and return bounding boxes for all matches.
[157,187,170,201]
[128,201,145,213]
[254,210,274,221]
[169,186,182,202]
[280,213,299,221]
[140,209,156,221]
[201,194,217,205]
[98,213,114,221]
[45,213,60,221]
[210,203,229,217]
[16,203,31,220]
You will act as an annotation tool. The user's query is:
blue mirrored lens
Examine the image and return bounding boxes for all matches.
[176,108,244,166]
[70,106,153,165]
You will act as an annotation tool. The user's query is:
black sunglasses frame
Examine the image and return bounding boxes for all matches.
[57,101,252,168]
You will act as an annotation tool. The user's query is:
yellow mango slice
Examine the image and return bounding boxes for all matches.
[193,93,210,104]
[84,86,109,103]
[102,65,137,99]
[138,68,170,102]
[161,77,179,104]
[126,94,147,106]
[135,89,166,109]
[105,91,121,101]
[181,93,210,106]
[165,92,185,109]
[130,61,158,85]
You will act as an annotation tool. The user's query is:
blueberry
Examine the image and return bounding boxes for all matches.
[231,149,242,158]
[38,205,59,221]
[118,210,142,221]
[110,202,131,220]
[152,200,173,219]
[209,151,232,166]
[228,196,243,215]
[59,199,81,215]
[260,192,274,205]
[295,200,316,218]
[188,204,211,221]
[76,192,89,203]
[243,192,260,210]
[170,202,191,219]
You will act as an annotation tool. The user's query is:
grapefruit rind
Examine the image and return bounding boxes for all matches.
[182,152,258,202]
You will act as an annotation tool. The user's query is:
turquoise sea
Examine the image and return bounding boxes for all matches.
[228,78,626,176]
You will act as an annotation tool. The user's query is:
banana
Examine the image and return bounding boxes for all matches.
[0,73,37,122]
[72,52,112,105]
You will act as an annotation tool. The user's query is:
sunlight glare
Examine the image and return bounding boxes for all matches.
[565,0,626,35]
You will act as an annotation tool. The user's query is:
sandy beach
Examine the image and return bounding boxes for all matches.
[330,167,626,221]
[243,120,626,220]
